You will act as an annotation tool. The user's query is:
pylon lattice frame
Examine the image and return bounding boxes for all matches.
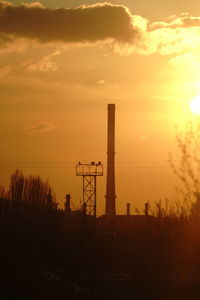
[76,162,103,217]
[83,175,96,216]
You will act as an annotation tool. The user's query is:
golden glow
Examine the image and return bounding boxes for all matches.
[190,94,200,115]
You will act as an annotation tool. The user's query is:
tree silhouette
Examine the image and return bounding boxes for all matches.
[0,184,6,199]
[9,169,56,209]
[169,121,200,215]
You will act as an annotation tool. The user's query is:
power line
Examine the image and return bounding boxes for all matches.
[0,159,173,164]
[0,159,177,169]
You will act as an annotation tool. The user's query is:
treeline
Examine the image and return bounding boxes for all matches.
[1,170,200,299]
[0,169,57,219]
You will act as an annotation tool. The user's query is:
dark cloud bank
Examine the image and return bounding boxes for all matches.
[0,1,138,44]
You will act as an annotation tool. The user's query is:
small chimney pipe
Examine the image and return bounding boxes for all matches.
[65,194,71,212]
[126,203,130,216]
[145,202,149,216]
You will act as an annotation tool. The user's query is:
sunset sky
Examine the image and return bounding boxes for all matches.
[1,0,200,214]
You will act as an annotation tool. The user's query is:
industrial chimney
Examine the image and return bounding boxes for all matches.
[64,194,71,212]
[105,104,116,216]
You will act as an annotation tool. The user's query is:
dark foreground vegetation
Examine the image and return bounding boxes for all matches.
[1,170,200,299]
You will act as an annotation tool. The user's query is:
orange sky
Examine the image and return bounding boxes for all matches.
[1,1,200,214]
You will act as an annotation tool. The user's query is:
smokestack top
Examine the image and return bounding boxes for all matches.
[108,103,115,109]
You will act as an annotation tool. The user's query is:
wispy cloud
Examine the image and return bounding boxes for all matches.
[26,122,57,133]
[26,50,60,72]
[96,79,106,85]
[149,13,200,30]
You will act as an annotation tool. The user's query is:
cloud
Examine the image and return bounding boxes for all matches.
[0,1,200,58]
[114,14,200,56]
[26,122,57,133]
[149,13,200,30]
[139,13,200,56]
[169,52,197,67]
[0,1,140,44]
[26,50,61,72]
[96,79,106,85]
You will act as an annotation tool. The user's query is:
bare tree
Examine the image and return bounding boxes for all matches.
[10,169,24,202]
[9,169,57,209]
[169,121,200,215]
[0,185,6,199]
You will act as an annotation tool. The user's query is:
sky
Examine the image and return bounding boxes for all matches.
[1,0,200,214]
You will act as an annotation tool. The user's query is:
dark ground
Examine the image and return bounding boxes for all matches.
[0,211,200,299]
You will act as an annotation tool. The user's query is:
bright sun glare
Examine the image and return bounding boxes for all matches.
[190,94,200,115]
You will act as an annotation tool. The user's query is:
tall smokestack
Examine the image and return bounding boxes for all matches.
[105,104,116,215]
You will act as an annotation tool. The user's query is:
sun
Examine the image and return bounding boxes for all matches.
[190,94,200,115]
